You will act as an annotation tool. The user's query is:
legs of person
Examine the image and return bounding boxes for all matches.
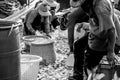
[72,33,88,80]
[85,47,107,79]
[67,7,89,80]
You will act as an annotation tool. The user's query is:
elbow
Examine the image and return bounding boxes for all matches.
[107,27,116,41]
[26,22,31,30]
[26,22,30,27]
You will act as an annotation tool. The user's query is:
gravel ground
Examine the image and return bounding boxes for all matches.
[20,27,120,80]
[37,29,74,80]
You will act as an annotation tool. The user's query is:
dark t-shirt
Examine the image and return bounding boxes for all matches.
[56,0,70,10]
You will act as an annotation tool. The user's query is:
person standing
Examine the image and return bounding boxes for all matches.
[82,0,117,79]
[68,0,117,80]
[67,0,89,80]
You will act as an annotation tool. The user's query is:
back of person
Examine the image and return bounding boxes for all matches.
[24,10,44,35]
[82,0,114,51]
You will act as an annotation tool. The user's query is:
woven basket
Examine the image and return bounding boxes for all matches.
[21,54,42,80]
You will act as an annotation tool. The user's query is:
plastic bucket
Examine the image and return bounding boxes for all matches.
[21,54,42,80]
[0,20,20,52]
[22,35,50,53]
[0,20,20,80]
[23,35,56,64]
[29,36,56,64]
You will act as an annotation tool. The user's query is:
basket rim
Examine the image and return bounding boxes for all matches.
[22,35,54,45]
[22,35,50,41]
[20,54,42,63]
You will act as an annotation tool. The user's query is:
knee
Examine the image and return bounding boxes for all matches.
[74,39,85,48]
[74,40,80,48]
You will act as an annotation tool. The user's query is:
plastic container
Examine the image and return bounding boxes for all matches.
[0,20,20,80]
[21,54,42,80]
[23,35,56,64]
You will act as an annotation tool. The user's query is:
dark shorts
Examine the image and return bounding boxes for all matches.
[85,47,107,70]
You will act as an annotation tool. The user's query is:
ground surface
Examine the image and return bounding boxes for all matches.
[21,28,75,80]
[21,28,120,80]
[37,29,73,80]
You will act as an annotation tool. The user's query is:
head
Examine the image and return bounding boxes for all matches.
[36,3,51,16]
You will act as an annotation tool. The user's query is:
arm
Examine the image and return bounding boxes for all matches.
[26,10,37,34]
[44,16,50,35]
[107,27,116,53]
[113,13,120,44]
[95,6,116,54]
[67,7,87,52]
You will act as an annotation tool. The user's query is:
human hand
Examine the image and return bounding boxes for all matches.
[76,23,83,32]
[107,52,117,67]
[31,30,35,35]
[29,28,35,35]
[35,30,41,35]
[76,22,89,32]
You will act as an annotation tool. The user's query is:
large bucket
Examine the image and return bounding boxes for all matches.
[0,20,20,80]
[21,54,42,80]
[23,35,56,64]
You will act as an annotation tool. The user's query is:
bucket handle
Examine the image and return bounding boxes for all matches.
[8,24,14,36]
[8,23,21,36]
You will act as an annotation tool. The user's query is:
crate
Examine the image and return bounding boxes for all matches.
[98,56,120,80]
